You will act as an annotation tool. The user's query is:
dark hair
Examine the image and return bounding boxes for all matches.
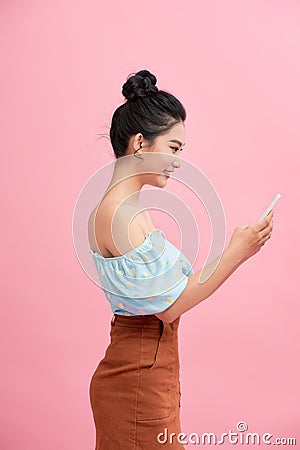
[109,69,186,159]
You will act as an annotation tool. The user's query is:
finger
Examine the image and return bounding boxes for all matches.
[254,210,274,232]
[259,224,273,241]
[263,218,273,233]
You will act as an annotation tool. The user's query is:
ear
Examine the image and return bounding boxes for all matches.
[133,133,144,151]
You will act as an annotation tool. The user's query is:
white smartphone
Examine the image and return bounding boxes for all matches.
[257,193,281,223]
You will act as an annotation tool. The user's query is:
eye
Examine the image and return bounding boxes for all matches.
[170,146,183,152]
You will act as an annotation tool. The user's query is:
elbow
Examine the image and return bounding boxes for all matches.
[154,311,168,322]
[164,315,179,324]
[155,309,177,324]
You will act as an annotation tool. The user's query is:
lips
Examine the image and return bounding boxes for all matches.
[163,170,173,178]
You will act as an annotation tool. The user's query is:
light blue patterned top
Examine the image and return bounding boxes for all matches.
[89,229,194,316]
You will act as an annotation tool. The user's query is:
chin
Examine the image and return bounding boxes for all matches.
[144,174,168,188]
[156,174,169,188]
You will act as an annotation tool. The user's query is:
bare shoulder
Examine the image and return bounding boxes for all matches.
[88,198,150,257]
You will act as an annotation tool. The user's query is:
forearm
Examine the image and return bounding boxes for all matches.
[155,246,243,323]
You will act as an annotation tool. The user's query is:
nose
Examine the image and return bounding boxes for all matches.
[172,159,181,169]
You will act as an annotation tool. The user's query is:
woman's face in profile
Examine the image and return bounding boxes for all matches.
[138,121,186,188]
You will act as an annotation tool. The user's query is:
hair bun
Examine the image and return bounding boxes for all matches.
[122,69,158,101]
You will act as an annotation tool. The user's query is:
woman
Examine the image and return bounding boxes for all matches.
[88,69,274,449]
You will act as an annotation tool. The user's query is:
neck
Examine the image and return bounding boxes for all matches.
[104,156,144,205]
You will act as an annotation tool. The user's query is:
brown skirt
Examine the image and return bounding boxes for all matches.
[89,313,185,450]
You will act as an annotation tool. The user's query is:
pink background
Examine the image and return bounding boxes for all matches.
[1,0,299,448]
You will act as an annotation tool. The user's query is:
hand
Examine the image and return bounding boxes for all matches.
[227,210,274,264]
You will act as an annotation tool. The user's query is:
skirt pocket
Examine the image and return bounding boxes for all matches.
[137,323,176,421]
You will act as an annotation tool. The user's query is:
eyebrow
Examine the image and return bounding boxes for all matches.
[168,139,185,146]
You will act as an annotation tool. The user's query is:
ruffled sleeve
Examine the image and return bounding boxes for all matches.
[89,229,194,316]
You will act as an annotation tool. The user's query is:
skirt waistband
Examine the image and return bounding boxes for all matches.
[110,313,180,330]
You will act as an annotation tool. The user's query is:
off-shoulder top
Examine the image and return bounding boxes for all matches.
[89,229,194,316]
